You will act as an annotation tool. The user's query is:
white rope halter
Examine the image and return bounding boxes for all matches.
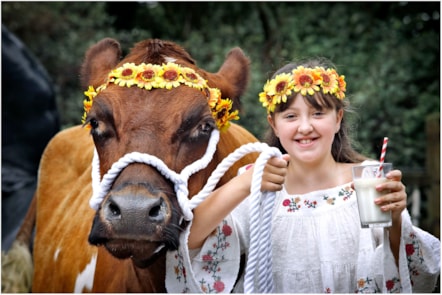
[89,128,281,293]
[89,129,221,221]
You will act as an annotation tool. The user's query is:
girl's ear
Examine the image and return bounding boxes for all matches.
[336,109,344,133]
[267,114,278,137]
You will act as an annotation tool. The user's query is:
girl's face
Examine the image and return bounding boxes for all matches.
[268,93,343,164]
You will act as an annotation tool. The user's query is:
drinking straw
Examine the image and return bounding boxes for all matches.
[376,137,389,178]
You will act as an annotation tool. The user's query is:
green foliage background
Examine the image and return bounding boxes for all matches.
[2,2,440,170]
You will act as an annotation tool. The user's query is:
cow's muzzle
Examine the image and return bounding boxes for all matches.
[88,183,183,266]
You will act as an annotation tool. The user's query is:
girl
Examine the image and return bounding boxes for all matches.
[166,59,440,293]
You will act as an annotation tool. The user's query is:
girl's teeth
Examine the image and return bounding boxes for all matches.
[300,139,311,144]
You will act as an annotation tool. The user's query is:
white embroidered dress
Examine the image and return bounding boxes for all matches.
[166,182,440,293]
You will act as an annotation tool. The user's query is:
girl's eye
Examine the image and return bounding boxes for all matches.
[284,113,296,119]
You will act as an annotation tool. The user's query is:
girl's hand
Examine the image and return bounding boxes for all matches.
[374,169,407,226]
[255,154,290,192]
[374,169,407,264]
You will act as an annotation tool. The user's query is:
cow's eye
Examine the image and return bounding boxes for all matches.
[84,116,113,141]
[83,117,99,131]
[200,122,213,134]
[90,119,99,129]
[189,121,215,141]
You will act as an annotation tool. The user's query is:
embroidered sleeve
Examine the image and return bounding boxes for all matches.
[356,209,440,293]
[399,209,440,292]
[166,215,242,293]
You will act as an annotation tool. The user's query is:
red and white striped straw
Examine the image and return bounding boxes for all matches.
[376,137,389,178]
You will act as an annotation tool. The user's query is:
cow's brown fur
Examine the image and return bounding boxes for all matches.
[3,38,258,292]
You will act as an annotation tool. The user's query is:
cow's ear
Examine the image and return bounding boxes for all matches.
[204,47,251,112]
[80,38,122,89]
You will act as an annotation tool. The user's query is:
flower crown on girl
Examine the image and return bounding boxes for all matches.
[259,65,347,113]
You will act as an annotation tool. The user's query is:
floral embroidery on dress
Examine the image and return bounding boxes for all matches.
[356,277,376,293]
[304,199,318,208]
[405,231,424,286]
[282,185,354,212]
[282,197,302,212]
[338,186,354,200]
[323,194,336,205]
[356,276,401,293]
[385,277,401,293]
[198,219,232,293]
[199,278,226,293]
[173,250,190,292]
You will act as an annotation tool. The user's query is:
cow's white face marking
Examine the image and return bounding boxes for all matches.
[53,248,61,261]
[164,56,177,63]
[74,253,97,293]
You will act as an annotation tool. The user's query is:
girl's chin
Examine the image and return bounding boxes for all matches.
[290,152,319,162]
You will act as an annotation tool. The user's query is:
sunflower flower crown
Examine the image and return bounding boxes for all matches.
[259,65,346,113]
[82,62,239,131]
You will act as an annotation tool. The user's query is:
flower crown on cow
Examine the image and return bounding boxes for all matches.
[82,62,239,131]
[259,66,346,113]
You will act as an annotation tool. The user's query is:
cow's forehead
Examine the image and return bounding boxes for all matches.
[91,85,212,129]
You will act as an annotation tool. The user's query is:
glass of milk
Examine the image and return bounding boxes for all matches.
[352,163,393,228]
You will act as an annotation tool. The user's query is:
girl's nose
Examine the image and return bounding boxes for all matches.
[298,117,313,134]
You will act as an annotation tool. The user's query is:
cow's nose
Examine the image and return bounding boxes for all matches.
[104,193,168,224]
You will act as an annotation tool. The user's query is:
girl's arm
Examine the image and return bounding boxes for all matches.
[188,155,289,249]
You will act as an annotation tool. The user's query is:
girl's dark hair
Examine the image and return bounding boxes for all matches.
[263,59,366,163]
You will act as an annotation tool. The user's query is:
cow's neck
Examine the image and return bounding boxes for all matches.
[93,248,167,292]
[127,254,167,292]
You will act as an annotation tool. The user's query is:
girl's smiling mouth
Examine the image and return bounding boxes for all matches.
[296,137,317,145]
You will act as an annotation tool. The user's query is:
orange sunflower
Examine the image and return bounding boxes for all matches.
[292,66,321,96]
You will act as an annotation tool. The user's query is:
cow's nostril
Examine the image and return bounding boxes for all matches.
[148,197,166,222]
[108,201,121,217]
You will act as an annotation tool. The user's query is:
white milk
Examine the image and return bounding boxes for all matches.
[354,177,391,227]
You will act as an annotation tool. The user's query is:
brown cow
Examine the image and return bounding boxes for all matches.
[2,38,259,292]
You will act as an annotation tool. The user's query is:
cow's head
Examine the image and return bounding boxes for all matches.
[83,38,250,268]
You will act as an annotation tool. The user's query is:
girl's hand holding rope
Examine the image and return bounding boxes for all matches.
[247,154,290,192]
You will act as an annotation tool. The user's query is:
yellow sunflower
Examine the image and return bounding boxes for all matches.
[84,85,97,102]
[212,98,239,132]
[81,86,97,126]
[266,73,293,104]
[137,63,162,90]
[259,90,277,113]
[158,63,182,89]
[181,67,207,90]
[259,73,293,113]
[207,88,221,109]
[111,63,139,87]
